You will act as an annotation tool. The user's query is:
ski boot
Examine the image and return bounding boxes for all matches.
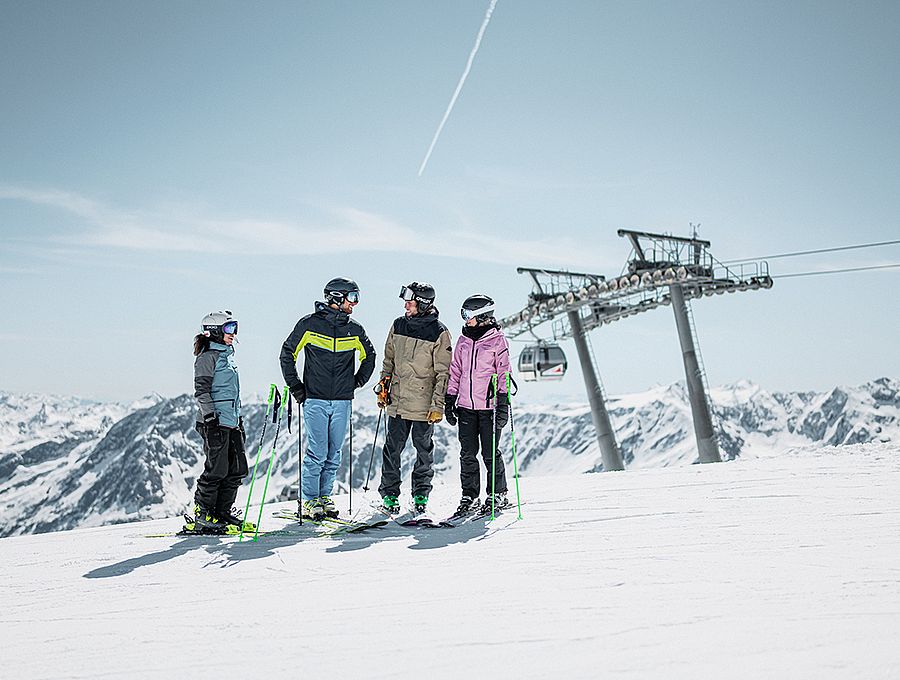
[319,496,339,518]
[218,506,257,533]
[300,498,324,521]
[381,495,400,515]
[481,492,510,515]
[454,495,478,517]
[193,503,228,534]
[413,495,429,514]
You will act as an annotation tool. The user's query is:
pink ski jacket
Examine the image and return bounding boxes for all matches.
[447,326,512,411]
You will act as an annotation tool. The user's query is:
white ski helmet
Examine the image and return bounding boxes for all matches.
[201,310,237,341]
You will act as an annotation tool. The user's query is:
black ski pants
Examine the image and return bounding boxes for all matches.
[458,407,507,498]
[378,415,435,499]
[194,422,248,514]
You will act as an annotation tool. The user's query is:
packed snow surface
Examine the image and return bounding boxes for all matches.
[4,442,899,679]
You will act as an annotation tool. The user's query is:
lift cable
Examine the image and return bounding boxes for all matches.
[775,262,900,279]
[722,238,900,263]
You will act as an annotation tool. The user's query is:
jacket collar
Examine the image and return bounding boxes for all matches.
[462,324,498,342]
[315,300,350,325]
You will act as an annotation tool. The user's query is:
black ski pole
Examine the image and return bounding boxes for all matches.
[349,403,353,516]
[363,408,383,492]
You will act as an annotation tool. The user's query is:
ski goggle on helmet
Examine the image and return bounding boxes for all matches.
[201,311,237,339]
[461,295,495,321]
[399,282,436,308]
[324,277,360,305]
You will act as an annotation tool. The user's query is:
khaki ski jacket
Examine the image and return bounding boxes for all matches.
[380,310,452,421]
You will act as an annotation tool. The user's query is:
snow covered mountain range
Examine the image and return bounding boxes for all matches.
[1,378,897,537]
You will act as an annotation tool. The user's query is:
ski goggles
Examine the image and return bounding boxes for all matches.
[461,304,494,321]
[345,291,360,304]
[222,321,238,335]
[400,285,432,305]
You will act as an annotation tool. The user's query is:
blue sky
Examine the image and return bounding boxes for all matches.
[1,0,898,403]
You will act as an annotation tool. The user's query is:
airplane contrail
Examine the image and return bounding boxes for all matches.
[418,0,499,176]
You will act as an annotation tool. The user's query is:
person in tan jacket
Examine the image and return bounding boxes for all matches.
[376,282,452,514]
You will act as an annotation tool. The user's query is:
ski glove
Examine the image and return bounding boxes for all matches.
[444,394,458,426]
[238,416,246,445]
[203,411,219,427]
[375,375,391,409]
[427,408,443,424]
[494,392,510,431]
[291,384,307,405]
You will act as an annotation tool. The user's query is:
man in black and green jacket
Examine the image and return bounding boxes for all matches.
[279,277,376,520]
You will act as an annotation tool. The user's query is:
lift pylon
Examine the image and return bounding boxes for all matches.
[500,229,772,467]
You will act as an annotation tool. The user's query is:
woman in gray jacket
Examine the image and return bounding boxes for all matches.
[192,310,249,533]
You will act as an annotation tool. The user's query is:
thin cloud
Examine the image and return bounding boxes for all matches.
[0,265,40,275]
[0,184,604,268]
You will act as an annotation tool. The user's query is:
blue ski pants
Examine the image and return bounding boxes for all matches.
[301,398,351,501]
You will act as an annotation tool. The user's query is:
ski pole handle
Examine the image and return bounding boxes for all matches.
[279,385,290,417]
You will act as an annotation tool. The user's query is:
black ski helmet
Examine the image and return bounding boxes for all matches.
[399,282,436,311]
[324,277,360,305]
[461,294,495,323]
[201,310,237,341]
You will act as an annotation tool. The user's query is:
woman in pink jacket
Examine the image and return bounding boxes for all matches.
[445,294,512,516]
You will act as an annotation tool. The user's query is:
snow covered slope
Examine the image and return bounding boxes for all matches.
[4,443,898,679]
[1,378,898,536]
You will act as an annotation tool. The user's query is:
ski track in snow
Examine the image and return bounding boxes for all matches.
[3,443,900,679]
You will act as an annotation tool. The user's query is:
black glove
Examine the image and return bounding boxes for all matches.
[494,392,509,431]
[203,411,219,427]
[238,416,246,444]
[444,394,458,426]
[292,384,307,405]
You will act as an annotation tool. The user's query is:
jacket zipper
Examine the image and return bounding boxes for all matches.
[469,344,478,409]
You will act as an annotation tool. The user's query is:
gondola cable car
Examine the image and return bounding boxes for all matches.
[518,342,567,382]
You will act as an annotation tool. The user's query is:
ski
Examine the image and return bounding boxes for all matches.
[271,510,389,534]
[144,527,278,539]
[398,516,455,529]
[437,498,523,527]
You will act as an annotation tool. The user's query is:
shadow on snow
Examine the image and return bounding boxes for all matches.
[82,516,500,578]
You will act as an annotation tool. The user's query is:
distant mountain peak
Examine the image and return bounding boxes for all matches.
[1,378,897,537]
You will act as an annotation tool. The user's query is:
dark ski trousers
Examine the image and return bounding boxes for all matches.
[194,422,248,514]
[458,407,507,498]
[378,415,435,499]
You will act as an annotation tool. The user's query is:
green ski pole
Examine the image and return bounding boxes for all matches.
[490,373,498,520]
[251,385,290,541]
[507,373,523,520]
[240,384,277,542]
